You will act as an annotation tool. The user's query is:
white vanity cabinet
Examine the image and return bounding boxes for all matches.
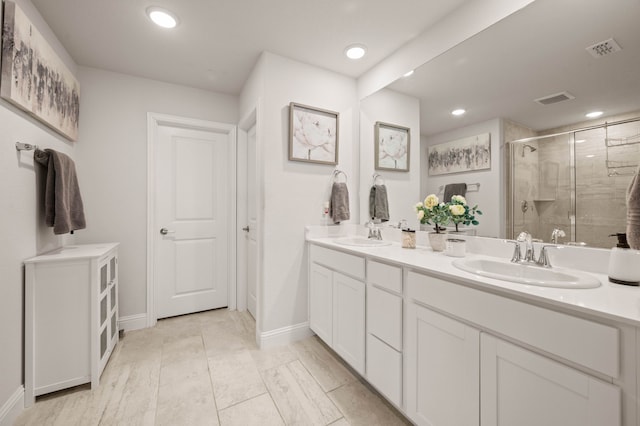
[366,260,403,407]
[405,301,480,425]
[481,333,620,426]
[24,243,119,407]
[309,245,365,374]
[406,270,622,426]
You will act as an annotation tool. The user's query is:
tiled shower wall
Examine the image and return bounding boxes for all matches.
[507,111,640,248]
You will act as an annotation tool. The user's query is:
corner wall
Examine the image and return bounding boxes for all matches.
[257,53,358,336]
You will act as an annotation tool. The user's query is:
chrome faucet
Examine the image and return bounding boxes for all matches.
[551,228,566,244]
[366,221,382,240]
[510,231,556,268]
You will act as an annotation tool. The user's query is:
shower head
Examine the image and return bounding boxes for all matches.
[521,144,537,157]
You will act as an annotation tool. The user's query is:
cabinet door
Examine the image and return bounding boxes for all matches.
[481,333,620,426]
[333,272,365,374]
[309,263,333,346]
[406,302,480,426]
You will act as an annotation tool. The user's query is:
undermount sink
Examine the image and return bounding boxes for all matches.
[452,258,601,289]
[334,237,392,247]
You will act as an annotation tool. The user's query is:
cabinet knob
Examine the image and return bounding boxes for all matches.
[160,228,176,235]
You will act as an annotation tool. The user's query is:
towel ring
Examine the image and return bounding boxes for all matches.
[372,173,384,185]
[332,169,348,183]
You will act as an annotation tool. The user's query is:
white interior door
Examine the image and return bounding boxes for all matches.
[155,124,230,319]
[246,124,257,319]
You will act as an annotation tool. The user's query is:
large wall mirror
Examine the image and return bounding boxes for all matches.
[362,0,640,247]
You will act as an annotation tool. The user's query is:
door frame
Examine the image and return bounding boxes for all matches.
[236,102,262,338]
[146,112,237,327]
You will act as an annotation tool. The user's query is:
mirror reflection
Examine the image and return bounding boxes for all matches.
[371,0,640,247]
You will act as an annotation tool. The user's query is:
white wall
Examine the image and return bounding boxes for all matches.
[0,0,77,422]
[75,67,238,321]
[250,53,358,335]
[422,118,504,238]
[360,89,421,228]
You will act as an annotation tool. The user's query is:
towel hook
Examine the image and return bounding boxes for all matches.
[16,142,39,151]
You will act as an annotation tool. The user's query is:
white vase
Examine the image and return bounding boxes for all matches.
[428,231,447,252]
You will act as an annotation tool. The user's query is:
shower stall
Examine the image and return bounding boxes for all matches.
[508,117,640,248]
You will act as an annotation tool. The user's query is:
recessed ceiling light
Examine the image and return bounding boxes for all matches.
[147,7,178,28]
[585,111,603,118]
[345,44,366,60]
[451,109,466,116]
[575,139,586,143]
[585,154,595,158]
[403,70,414,77]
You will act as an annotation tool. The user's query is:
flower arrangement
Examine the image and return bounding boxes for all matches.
[448,195,482,232]
[415,194,482,233]
[415,194,450,233]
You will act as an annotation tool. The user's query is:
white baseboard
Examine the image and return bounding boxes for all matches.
[118,314,148,332]
[0,386,24,426]
[259,321,313,349]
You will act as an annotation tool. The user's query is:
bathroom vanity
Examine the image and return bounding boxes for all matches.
[24,243,120,407]
[307,229,639,426]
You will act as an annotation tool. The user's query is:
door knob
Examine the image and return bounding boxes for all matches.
[160,227,176,235]
[242,226,250,232]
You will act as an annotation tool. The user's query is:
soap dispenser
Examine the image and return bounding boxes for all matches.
[608,233,640,286]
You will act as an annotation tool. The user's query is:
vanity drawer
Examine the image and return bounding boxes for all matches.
[367,333,402,407]
[407,271,619,378]
[367,260,402,294]
[367,284,402,351]
[310,245,365,280]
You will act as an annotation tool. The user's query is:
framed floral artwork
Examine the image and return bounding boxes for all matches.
[289,102,339,165]
[375,121,410,172]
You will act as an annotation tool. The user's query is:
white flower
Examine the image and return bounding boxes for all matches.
[451,195,467,205]
[415,202,424,211]
[449,204,465,216]
[424,194,439,209]
[417,210,425,220]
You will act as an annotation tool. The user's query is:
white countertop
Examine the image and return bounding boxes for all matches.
[24,243,119,263]
[306,235,640,327]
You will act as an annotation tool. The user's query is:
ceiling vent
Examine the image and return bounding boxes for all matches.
[534,91,575,106]
[586,38,622,58]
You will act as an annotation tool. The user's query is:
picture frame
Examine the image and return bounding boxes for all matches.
[375,121,410,172]
[0,1,80,141]
[427,133,491,176]
[289,102,339,165]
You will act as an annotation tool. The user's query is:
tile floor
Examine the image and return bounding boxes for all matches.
[15,309,411,426]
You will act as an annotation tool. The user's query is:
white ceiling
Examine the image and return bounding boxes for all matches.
[388,0,640,136]
[31,0,469,95]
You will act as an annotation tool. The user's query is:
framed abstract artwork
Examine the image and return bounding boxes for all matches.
[289,102,339,165]
[427,133,491,176]
[375,121,410,172]
[1,1,80,141]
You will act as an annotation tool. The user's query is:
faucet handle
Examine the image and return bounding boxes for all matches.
[507,240,522,263]
[536,245,558,268]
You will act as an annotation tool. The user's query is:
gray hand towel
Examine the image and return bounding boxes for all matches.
[34,149,86,235]
[369,185,390,222]
[627,166,640,249]
[329,182,350,224]
[444,183,467,203]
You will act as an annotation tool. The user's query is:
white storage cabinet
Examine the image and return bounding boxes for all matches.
[309,244,365,374]
[24,243,120,406]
